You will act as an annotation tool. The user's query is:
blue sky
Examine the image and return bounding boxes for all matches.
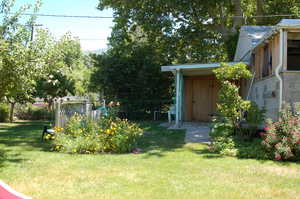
[12,0,114,51]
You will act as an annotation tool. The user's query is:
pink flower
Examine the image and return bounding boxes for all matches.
[264,127,270,131]
[259,132,265,137]
[275,153,282,161]
[275,143,281,149]
[293,120,299,125]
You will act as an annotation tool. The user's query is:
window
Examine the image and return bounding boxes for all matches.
[287,33,300,71]
[262,44,272,77]
[250,53,255,73]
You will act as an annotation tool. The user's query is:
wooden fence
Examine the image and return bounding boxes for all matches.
[54,101,102,127]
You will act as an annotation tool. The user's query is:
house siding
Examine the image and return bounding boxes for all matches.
[282,72,300,106]
[252,33,280,80]
[249,32,282,120]
[250,76,280,120]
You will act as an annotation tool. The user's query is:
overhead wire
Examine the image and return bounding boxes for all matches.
[5,12,299,19]
[4,12,298,42]
[7,12,114,19]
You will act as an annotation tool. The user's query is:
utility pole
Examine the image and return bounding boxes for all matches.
[30,24,43,41]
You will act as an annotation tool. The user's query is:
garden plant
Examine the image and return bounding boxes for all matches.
[210,63,266,158]
[49,103,143,154]
[262,107,300,161]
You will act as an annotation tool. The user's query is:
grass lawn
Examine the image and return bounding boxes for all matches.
[0,121,300,199]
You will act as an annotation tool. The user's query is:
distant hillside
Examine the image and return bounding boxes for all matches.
[84,48,108,55]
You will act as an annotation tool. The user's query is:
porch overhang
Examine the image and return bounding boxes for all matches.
[161,62,249,76]
[162,61,249,127]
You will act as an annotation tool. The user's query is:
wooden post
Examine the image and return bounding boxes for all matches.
[179,71,184,123]
[55,100,61,127]
[175,69,181,128]
[85,101,91,118]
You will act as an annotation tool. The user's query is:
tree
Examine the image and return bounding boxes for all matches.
[0,40,36,122]
[35,72,75,110]
[98,0,300,62]
[34,32,91,109]
[0,0,45,122]
[1,1,91,121]
[213,63,252,129]
[90,43,173,119]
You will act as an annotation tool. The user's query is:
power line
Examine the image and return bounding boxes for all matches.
[6,12,299,19]
[7,12,114,19]
[231,14,299,18]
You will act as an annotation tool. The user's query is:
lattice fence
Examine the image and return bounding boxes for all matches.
[54,101,102,127]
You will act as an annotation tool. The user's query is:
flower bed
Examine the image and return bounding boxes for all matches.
[261,109,300,161]
[48,113,143,154]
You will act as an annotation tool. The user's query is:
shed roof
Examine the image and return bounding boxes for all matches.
[161,62,246,72]
[234,26,274,62]
[234,19,300,62]
[278,19,300,27]
[161,19,300,73]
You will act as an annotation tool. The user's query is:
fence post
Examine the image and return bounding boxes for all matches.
[85,101,91,118]
[55,100,61,127]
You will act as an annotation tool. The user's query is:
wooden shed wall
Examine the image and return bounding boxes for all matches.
[252,33,280,80]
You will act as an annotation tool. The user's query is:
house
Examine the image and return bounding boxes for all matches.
[162,19,300,127]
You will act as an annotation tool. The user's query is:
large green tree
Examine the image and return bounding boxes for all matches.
[92,0,300,120]
[1,0,90,121]
[90,42,173,119]
[0,0,46,121]
[98,0,300,62]
[34,32,91,110]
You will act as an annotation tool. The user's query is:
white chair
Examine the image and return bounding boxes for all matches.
[168,105,176,123]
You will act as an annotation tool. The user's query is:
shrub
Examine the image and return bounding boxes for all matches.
[15,104,53,121]
[210,136,268,159]
[51,113,143,154]
[210,119,235,139]
[210,136,237,156]
[210,63,266,159]
[212,63,264,138]
[213,63,252,131]
[0,103,9,122]
[261,108,300,161]
[241,102,265,137]
[90,46,173,121]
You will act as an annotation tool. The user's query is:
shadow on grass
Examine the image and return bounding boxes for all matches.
[0,121,51,167]
[0,148,26,168]
[138,122,186,158]
[186,146,224,159]
[187,136,300,165]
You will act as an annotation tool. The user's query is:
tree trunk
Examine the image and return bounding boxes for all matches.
[9,102,16,123]
[46,98,54,111]
[256,0,264,25]
[231,0,244,30]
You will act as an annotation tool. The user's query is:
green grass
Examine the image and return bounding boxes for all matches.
[1,121,300,199]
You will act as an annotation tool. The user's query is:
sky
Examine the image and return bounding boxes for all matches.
[12,0,114,51]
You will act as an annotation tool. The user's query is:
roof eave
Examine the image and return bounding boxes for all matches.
[161,62,249,72]
[237,27,280,61]
[277,24,300,28]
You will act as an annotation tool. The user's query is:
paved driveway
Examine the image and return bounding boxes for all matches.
[161,122,211,144]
